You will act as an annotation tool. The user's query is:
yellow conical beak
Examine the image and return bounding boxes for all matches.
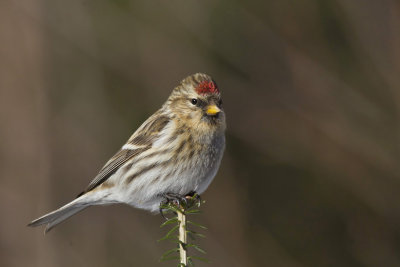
[205,105,221,116]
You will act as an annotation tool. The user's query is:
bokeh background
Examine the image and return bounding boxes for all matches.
[1,0,400,266]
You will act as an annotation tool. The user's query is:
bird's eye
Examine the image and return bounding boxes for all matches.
[218,99,223,106]
[191,98,198,105]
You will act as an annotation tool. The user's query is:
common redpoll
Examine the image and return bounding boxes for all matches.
[28,73,226,233]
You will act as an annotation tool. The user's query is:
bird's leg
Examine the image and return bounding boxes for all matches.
[159,191,202,219]
[164,192,187,207]
[184,191,201,207]
[159,193,187,220]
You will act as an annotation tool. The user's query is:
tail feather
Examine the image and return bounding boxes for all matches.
[28,200,89,233]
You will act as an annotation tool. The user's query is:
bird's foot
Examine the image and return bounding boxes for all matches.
[159,191,201,219]
[165,192,188,207]
[185,191,201,207]
[159,193,186,220]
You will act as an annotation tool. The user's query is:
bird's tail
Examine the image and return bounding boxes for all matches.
[28,197,90,233]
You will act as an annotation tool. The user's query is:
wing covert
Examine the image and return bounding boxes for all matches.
[77,114,170,197]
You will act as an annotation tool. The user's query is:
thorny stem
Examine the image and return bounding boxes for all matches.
[177,209,187,266]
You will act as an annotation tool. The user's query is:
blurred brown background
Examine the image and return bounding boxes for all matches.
[1,0,400,266]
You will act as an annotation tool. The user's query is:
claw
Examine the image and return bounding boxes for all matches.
[180,197,188,206]
[159,198,170,220]
[164,193,186,207]
[194,194,201,207]
[159,193,184,219]
[185,191,201,207]
[160,209,168,220]
[159,191,201,219]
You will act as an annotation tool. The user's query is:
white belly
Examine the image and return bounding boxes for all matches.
[111,134,225,212]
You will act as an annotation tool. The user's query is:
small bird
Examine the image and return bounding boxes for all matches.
[28,73,226,233]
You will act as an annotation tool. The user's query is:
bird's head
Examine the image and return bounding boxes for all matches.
[166,73,226,133]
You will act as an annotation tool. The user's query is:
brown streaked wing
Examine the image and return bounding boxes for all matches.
[77,148,149,197]
[128,114,170,146]
[77,114,171,197]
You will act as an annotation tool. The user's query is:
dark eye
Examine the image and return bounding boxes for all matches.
[191,98,198,105]
[218,99,223,106]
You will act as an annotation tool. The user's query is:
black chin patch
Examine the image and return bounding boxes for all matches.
[203,113,219,124]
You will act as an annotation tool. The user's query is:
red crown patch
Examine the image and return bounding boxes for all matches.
[195,81,219,95]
